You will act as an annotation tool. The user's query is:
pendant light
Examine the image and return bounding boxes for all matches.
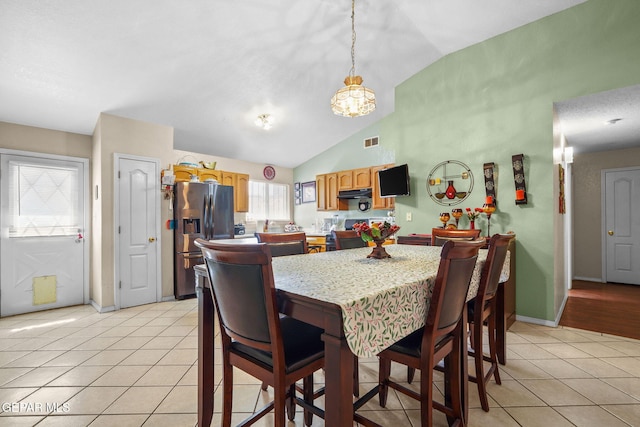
[330,0,376,117]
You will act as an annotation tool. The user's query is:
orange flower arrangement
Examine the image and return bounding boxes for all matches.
[465,207,483,221]
[352,221,400,243]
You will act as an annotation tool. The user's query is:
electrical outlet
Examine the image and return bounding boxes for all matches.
[406,212,412,221]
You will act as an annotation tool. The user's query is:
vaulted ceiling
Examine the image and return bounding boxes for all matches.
[1,0,591,168]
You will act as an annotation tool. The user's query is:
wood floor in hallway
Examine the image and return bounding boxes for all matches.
[559,280,640,340]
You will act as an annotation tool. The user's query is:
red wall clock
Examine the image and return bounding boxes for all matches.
[263,165,276,180]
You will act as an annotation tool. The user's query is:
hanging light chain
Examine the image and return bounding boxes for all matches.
[350,0,356,78]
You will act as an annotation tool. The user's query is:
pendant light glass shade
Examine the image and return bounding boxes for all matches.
[331,0,376,117]
[331,76,376,117]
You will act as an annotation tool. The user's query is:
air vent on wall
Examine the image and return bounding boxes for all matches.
[364,136,379,149]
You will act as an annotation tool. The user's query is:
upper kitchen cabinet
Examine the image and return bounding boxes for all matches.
[197,168,222,182]
[170,164,248,212]
[337,167,372,191]
[337,170,353,191]
[221,172,235,187]
[221,171,249,212]
[317,173,347,211]
[371,164,395,210]
[353,167,371,189]
[234,173,249,212]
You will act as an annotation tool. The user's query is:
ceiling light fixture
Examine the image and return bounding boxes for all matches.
[330,0,376,118]
[255,114,273,130]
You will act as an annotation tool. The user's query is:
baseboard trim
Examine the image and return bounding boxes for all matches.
[90,300,116,313]
[161,295,176,302]
[555,294,569,327]
[573,276,604,283]
[515,314,558,328]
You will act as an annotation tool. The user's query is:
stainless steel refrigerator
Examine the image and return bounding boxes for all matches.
[174,182,234,299]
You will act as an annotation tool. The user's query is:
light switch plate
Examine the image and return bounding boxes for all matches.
[406,212,412,221]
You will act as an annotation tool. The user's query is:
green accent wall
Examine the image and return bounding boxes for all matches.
[295,0,640,321]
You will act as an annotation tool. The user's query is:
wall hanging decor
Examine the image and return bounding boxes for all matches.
[427,160,474,206]
[558,164,566,214]
[301,181,316,203]
[294,182,302,205]
[512,154,528,205]
[483,162,497,206]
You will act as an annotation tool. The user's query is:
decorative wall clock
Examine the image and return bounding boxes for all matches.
[427,160,474,206]
[263,165,276,180]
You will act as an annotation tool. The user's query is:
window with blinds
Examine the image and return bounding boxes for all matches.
[246,181,290,222]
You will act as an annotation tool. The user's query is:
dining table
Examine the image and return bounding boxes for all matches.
[195,243,510,427]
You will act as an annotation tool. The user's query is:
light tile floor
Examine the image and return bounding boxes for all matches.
[2,300,640,426]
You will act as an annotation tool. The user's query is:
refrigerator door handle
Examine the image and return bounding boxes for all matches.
[207,194,213,239]
[202,194,209,240]
[214,190,216,240]
[208,194,214,239]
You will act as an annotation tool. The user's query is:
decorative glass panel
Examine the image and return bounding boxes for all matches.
[8,162,80,237]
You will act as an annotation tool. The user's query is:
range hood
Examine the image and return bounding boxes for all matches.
[337,188,372,199]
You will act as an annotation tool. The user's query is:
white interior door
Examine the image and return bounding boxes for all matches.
[0,153,87,317]
[117,155,160,308]
[604,167,640,285]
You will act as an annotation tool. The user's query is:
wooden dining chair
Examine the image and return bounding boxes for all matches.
[431,228,481,246]
[376,239,485,427]
[255,231,308,256]
[332,230,367,250]
[467,233,515,411]
[194,239,324,427]
[255,232,309,392]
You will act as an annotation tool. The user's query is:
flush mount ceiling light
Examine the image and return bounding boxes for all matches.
[330,0,376,118]
[255,114,274,130]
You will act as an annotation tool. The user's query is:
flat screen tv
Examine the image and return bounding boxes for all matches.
[378,164,410,197]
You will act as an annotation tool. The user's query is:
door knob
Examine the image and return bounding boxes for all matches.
[608,230,614,236]
[148,237,156,242]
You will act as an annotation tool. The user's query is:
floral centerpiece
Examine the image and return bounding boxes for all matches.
[352,221,400,259]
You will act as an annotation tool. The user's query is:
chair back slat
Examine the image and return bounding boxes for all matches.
[332,230,367,250]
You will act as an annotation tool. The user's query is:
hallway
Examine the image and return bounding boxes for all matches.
[560,280,640,341]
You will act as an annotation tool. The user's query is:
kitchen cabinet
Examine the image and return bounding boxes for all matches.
[171,165,248,212]
[353,167,371,189]
[173,165,198,182]
[197,168,222,182]
[316,175,326,210]
[221,172,235,187]
[234,173,249,212]
[337,171,353,191]
[371,164,395,210]
[306,235,326,252]
[316,173,347,211]
[326,173,343,211]
[337,167,371,191]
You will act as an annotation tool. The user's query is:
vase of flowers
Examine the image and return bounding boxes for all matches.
[465,207,483,230]
[352,221,400,259]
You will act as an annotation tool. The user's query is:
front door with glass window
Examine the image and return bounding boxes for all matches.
[0,153,87,317]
